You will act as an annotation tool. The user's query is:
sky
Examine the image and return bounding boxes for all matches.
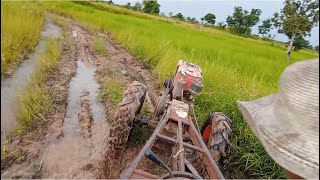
[112,0,319,46]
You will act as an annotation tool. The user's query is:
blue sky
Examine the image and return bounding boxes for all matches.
[112,0,319,46]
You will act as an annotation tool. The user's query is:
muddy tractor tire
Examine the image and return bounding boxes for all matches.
[108,81,147,149]
[201,112,232,166]
[154,78,172,117]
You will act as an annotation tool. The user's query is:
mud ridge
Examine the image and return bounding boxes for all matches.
[78,90,93,138]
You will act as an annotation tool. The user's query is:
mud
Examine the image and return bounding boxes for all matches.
[62,24,106,137]
[1,18,61,145]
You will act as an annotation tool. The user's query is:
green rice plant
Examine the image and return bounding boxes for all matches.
[93,35,107,56]
[1,1,45,76]
[46,2,318,178]
[98,79,125,106]
[17,38,61,130]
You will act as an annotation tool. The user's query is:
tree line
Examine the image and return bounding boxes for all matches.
[106,0,319,59]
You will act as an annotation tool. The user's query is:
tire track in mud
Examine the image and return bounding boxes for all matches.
[40,22,109,179]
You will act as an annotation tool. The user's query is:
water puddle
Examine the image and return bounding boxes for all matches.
[1,18,61,145]
[62,30,106,137]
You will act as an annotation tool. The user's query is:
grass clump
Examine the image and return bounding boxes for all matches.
[98,79,125,106]
[1,146,27,170]
[93,35,107,56]
[45,2,317,178]
[17,38,61,131]
[1,1,45,76]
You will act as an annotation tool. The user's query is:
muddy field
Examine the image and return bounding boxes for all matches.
[1,15,160,178]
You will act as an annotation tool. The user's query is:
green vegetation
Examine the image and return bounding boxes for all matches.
[270,0,319,60]
[1,1,45,76]
[45,1,318,178]
[226,7,262,37]
[93,36,108,56]
[98,79,125,106]
[1,146,27,170]
[17,38,61,131]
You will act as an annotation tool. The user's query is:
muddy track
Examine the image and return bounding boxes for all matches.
[2,15,160,179]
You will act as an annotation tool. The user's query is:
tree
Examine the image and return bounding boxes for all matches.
[271,0,319,60]
[200,17,204,24]
[186,17,199,24]
[124,2,132,9]
[172,13,185,21]
[226,6,262,37]
[168,12,173,17]
[315,45,319,52]
[160,12,166,17]
[203,13,216,25]
[132,2,142,11]
[108,0,113,4]
[292,35,312,50]
[216,22,227,30]
[258,19,272,36]
[142,0,160,15]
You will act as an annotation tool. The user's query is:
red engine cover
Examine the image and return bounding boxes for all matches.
[173,60,202,91]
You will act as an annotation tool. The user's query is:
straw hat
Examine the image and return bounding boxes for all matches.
[237,59,319,179]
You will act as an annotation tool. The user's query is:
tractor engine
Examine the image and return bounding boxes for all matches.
[170,60,203,103]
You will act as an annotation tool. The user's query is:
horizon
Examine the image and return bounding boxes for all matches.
[112,0,319,47]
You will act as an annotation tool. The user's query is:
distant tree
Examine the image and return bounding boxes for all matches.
[160,12,166,17]
[108,0,113,4]
[258,19,272,36]
[132,2,143,11]
[202,13,216,25]
[124,2,132,9]
[143,0,160,15]
[186,17,199,24]
[168,12,173,17]
[172,13,185,21]
[271,0,319,60]
[200,17,204,24]
[315,45,319,52]
[216,22,227,29]
[226,6,262,37]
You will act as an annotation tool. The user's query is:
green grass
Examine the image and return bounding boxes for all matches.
[17,38,61,131]
[45,1,318,178]
[93,35,108,56]
[98,78,125,106]
[1,1,45,77]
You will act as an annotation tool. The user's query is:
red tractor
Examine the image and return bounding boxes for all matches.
[108,60,232,179]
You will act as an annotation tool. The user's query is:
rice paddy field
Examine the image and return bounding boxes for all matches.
[1,1,318,179]
[1,1,45,76]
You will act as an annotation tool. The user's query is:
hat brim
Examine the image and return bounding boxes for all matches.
[237,94,319,179]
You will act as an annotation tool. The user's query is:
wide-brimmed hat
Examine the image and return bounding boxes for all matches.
[237,59,319,179]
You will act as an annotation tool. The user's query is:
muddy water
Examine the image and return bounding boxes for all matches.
[1,18,61,145]
[62,31,106,136]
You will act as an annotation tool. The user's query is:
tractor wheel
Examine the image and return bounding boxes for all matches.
[164,78,172,89]
[154,88,169,117]
[108,81,147,150]
[201,112,232,166]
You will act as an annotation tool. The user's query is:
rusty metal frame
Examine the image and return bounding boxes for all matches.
[120,101,225,179]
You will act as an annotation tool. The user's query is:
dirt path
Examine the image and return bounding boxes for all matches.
[1,15,159,179]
